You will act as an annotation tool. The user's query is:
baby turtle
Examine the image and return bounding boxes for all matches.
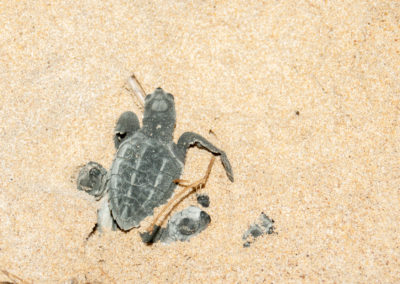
[140,206,211,243]
[242,213,275,247]
[78,87,233,237]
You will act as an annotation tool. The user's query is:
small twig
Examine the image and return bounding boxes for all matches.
[1,269,31,284]
[127,74,146,107]
[145,156,216,234]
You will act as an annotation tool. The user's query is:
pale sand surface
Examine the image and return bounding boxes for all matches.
[1,1,400,282]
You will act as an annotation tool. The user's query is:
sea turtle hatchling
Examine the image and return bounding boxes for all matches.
[141,206,211,244]
[77,87,234,240]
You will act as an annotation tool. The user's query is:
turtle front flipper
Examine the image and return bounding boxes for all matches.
[114,111,140,149]
[177,132,234,182]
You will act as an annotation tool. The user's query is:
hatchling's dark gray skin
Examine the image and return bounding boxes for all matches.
[109,87,234,231]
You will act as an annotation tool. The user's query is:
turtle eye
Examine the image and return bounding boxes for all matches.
[166,93,174,100]
[89,168,100,177]
[116,132,127,141]
[178,218,197,235]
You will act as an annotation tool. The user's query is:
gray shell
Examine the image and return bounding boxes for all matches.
[109,131,183,230]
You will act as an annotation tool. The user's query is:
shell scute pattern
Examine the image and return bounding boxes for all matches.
[109,132,182,229]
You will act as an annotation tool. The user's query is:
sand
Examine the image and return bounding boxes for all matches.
[1,0,399,282]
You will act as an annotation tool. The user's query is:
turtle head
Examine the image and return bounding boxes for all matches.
[142,88,176,141]
[77,161,107,199]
